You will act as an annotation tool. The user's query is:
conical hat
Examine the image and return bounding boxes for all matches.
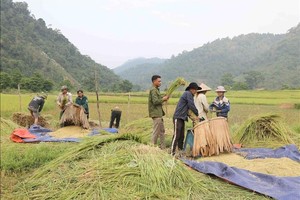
[197,83,211,92]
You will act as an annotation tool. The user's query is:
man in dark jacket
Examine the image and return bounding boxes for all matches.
[75,90,89,119]
[28,93,47,125]
[109,106,122,128]
[148,75,169,149]
[171,82,200,156]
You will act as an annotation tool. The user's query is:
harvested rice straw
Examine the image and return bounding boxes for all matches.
[60,104,89,129]
[234,114,294,147]
[12,112,49,127]
[15,136,210,199]
[166,77,187,97]
[165,77,187,116]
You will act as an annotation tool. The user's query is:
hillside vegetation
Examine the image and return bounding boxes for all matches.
[117,24,300,90]
[0,0,123,91]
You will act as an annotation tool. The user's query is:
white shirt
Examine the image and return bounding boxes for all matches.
[194,93,209,120]
[56,92,73,107]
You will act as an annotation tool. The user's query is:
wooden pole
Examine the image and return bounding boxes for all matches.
[18,84,21,112]
[94,68,102,128]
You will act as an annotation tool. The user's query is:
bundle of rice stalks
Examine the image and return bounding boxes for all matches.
[234,114,295,147]
[166,77,187,96]
[60,104,89,129]
[12,135,211,199]
[12,112,49,127]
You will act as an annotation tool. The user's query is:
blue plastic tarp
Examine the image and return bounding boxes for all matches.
[184,160,300,200]
[26,125,80,143]
[23,125,118,142]
[234,144,300,162]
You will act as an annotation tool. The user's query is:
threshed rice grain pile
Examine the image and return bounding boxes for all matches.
[49,126,90,138]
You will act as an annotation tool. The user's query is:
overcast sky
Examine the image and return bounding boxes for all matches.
[14,0,300,68]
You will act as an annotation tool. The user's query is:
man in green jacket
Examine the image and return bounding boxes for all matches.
[148,75,169,149]
[75,90,89,119]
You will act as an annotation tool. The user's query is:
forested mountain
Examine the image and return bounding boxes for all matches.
[117,24,300,90]
[114,57,166,74]
[0,0,123,92]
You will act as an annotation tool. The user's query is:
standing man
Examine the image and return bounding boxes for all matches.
[148,75,169,149]
[75,90,89,119]
[172,82,200,156]
[109,106,122,128]
[209,86,230,118]
[57,85,73,119]
[28,93,47,125]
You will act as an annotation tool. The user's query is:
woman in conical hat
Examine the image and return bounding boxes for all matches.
[194,83,211,121]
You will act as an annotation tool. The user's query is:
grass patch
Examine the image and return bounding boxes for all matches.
[0,118,75,174]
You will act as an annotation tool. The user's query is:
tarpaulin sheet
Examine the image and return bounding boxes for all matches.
[234,144,300,162]
[10,128,37,143]
[22,125,80,143]
[184,160,300,200]
[11,125,118,143]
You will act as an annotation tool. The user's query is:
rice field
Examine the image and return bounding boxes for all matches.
[1,90,299,199]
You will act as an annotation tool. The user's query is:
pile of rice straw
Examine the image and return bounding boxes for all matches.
[10,127,266,199]
[12,112,49,127]
[14,136,209,199]
[60,104,89,129]
[234,114,295,147]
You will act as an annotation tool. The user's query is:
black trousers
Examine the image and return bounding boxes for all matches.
[109,110,122,128]
[171,118,185,155]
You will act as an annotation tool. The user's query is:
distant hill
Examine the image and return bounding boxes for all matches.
[117,24,300,90]
[114,57,166,74]
[0,0,122,91]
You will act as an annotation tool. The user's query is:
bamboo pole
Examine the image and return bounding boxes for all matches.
[18,84,21,112]
[94,68,102,128]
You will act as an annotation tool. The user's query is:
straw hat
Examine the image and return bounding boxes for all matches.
[197,83,211,92]
[215,86,227,92]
